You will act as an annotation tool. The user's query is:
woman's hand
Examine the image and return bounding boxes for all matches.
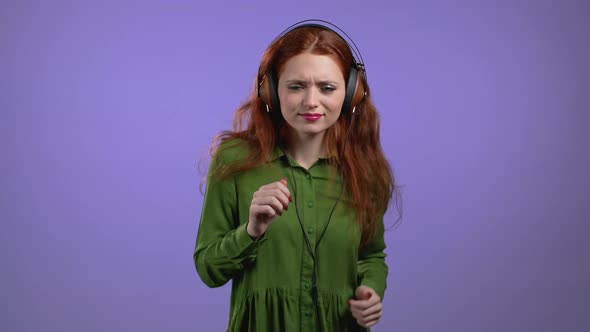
[349,285,383,328]
[247,177,292,239]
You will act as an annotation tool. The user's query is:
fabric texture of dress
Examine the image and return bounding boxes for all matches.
[194,139,388,331]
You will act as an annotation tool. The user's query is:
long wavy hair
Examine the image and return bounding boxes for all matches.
[207,26,402,248]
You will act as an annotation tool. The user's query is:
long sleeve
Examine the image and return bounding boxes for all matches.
[193,151,264,288]
[357,216,388,300]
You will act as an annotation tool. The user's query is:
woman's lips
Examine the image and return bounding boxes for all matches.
[300,113,323,121]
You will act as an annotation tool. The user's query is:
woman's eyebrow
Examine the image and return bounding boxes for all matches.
[316,80,339,85]
[284,79,340,85]
[284,79,306,84]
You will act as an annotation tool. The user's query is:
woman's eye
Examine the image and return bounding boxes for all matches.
[288,85,304,90]
[322,85,336,92]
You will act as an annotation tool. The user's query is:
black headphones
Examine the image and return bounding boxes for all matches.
[257,19,368,116]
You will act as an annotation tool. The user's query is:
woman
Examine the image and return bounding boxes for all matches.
[194,21,400,331]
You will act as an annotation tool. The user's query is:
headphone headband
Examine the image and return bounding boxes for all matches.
[266,19,367,78]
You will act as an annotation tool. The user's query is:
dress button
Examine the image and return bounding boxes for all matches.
[303,282,311,290]
[304,311,312,317]
[307,201,314,208]
[307,227,314,234]
[305,174,312,180]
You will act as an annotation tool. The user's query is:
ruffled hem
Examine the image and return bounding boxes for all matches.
[227,288,368,332]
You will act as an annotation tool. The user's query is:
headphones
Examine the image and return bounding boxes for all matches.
[257,19,368,115]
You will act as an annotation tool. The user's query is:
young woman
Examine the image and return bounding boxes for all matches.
[194,21,400,331]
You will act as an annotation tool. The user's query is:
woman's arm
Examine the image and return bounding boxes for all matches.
[193,153,264,288]
[356,216,388,300]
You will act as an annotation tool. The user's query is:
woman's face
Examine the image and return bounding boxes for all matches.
[277,53,346,139]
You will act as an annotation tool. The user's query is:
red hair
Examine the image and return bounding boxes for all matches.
[208,27,401,248]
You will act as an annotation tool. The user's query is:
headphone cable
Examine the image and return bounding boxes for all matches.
[286,108,358,331]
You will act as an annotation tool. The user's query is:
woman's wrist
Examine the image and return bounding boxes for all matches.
[246,221,263,240]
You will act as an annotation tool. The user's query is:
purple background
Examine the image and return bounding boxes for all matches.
[2,0,589,331]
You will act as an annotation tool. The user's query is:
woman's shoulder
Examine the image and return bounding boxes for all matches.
[213,137,253,166]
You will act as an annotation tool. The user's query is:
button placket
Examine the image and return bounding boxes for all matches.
[298,169,317,330]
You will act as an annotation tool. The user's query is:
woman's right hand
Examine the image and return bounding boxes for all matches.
[247,177,292,239]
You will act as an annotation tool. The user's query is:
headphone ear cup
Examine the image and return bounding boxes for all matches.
[258,76,272,107]
[258,70,280,112]
[350,69,366,108]
[343,65,367,113]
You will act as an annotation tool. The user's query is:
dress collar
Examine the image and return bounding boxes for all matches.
[269,144,335,164]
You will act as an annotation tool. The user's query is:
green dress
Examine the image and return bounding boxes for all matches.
[193,140,388,332]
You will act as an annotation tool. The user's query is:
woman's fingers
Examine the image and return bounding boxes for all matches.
[352,304,382,323]
[361,311,382,324]
[253,179,292,211]
[250,204,277,219]
[349,295,379,311]
[251,195,286,216]
[352,307,382,328]
[259,180,291,203]
[255,188,290,210]
[360,301,382,317]
[349,287,382,329]
[250,178,293,224]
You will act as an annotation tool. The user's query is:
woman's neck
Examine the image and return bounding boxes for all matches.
[285,131,326,169]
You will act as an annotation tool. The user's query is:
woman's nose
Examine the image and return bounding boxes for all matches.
[303,88,319,109]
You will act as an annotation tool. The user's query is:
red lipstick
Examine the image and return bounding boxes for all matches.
[300,113,323,121]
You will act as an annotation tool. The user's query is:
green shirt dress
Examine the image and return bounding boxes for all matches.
[194,140,388,331]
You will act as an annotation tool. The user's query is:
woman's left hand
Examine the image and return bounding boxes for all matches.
[349,285,383,328]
